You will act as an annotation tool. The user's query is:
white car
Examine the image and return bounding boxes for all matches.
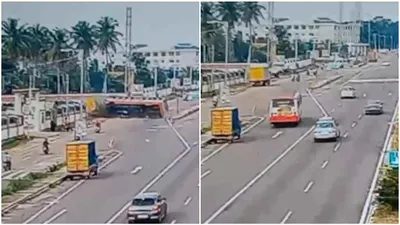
[340,86,356,99]
[314,117,340,142]
[381,61,391,66]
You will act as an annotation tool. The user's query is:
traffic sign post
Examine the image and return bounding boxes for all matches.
[388,150,399,168]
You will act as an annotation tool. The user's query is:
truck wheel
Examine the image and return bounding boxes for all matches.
[262,81,266,86]
[266,80,271,86]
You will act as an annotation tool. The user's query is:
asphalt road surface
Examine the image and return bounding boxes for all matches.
[15,111,199,224]
[201,56,398,223]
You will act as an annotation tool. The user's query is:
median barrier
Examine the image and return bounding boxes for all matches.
[171,105,199,121]
[309,75,343,90]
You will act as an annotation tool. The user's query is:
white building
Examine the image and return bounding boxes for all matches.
[237,17,361,45]
[135,43,199,69]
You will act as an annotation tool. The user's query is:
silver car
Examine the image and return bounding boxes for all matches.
[364,103,383,115]
[127,192,168,223]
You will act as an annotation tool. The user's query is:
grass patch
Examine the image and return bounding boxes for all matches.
[2,136,30,150]
[372,204,399,224]
[1,161,66,197]
[201,125,211,135]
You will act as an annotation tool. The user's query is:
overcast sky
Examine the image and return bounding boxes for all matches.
[2,2,200,49]
[262,2,398,22]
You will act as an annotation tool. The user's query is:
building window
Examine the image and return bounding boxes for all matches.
[153,60,158,64]
[145,52,150,57]
[161,60,165,63]
[315,25,320,29]
[176,52,180,56]
[169,59,174,63]
[169,52,174,56]
[176,60,180,63]
[161,52,166,57]
[287,25,292,29]
[301,25,306,30]
[137,52,143,56]
[294,25,299,30]
[309,33,314,36]
[153,52,158,57]
[146,60,150,64]
[309,25,314,29]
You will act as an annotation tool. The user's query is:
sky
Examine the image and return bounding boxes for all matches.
[2,2,200,49]
[263,2,398,22]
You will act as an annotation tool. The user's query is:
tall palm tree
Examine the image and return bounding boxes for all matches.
[215,2,241,62]
[48,28,70,93]
[70,21,97,92]
[2,18,30,61]
[95,16,122,93]
[240,2,266,64]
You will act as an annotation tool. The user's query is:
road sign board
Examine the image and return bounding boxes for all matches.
[388,150,399,168]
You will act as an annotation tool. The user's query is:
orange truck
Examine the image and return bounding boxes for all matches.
[269,92,302,127]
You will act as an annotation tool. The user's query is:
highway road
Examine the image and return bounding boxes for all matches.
[201,55,398,223]
[9,110,199,224]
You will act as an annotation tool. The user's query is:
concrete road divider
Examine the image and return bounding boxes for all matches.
[309,75,343,90]
[171,105,199,121]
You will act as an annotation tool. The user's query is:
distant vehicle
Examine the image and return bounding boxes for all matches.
[247,64,271,86]
[269,92,302,127]
[364,102,384,115]
[127,192,168,223]
[368,100,384,107]
[381,61,391,66]
[314,117,340,142]
[340,86,356,99]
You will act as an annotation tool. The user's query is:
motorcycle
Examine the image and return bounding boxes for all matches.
[2,161,11,171]
[95,126,101,133]
[43,140,49,155]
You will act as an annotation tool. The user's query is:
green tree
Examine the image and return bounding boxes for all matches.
[70,21,97,92]
[2,18,30,61]
[95,16,123,92]
[378,168,399,210]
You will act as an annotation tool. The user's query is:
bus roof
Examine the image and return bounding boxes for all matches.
[271,96,295,100]
[105,98,164,106]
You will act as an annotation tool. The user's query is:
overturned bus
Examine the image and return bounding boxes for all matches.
[104,96,168,118]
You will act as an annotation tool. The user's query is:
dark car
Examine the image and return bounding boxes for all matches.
[127,192,167,223]
[364,103,383,115]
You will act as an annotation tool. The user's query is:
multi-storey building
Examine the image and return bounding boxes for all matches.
[237,17,361,44]
[135,43,199,69]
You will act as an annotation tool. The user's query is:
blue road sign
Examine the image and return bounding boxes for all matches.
[388,150,399,168]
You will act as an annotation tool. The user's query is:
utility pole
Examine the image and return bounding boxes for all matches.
[125,7,132,94]
[79,49,84,118]
[154,67,158,98]
[339,2,343,54]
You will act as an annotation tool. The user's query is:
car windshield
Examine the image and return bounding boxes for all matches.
[317,122,333,128]
[272,99,295,108]
[132,198,155,206]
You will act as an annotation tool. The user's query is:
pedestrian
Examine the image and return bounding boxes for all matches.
[50,120,56,132]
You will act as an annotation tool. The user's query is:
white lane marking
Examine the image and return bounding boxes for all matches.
[171,220,177,224]
[351,122,357,128]
[388,92,392,96]
[106,122,192,223]
[321,160,329,169]
[358,114,362,119]
[343,132,349,138]
[201,170,212,179]
[146,128,157,132]
[304,181,314,193]
[334,143,341,152]
[43,209,67,224]
[306,88,328,116]
[363,93,367,98]
[338,103,342,107]
[201,117,265,164]
[359,102,399,223]
[272,131,284,139]
[203,126,315,223]
[184,197,192,206]
[331,109,335,113]
[145,138,150,143]
[108,137,115,149]
[131,166,143,174]
[23,150,123,224]
[251,106,256,116]
[280,211,293,224]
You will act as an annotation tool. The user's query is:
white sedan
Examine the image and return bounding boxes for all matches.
[381,61,391,66]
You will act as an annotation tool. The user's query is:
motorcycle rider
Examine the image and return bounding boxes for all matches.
[43,138,49,154]
[95,120,101,133]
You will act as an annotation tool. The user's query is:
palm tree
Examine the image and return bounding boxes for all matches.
[70,21,97,92]
[240,2,266,64]
[95,16,122,93]
[2,18,30,61]
[215,2,242,61]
